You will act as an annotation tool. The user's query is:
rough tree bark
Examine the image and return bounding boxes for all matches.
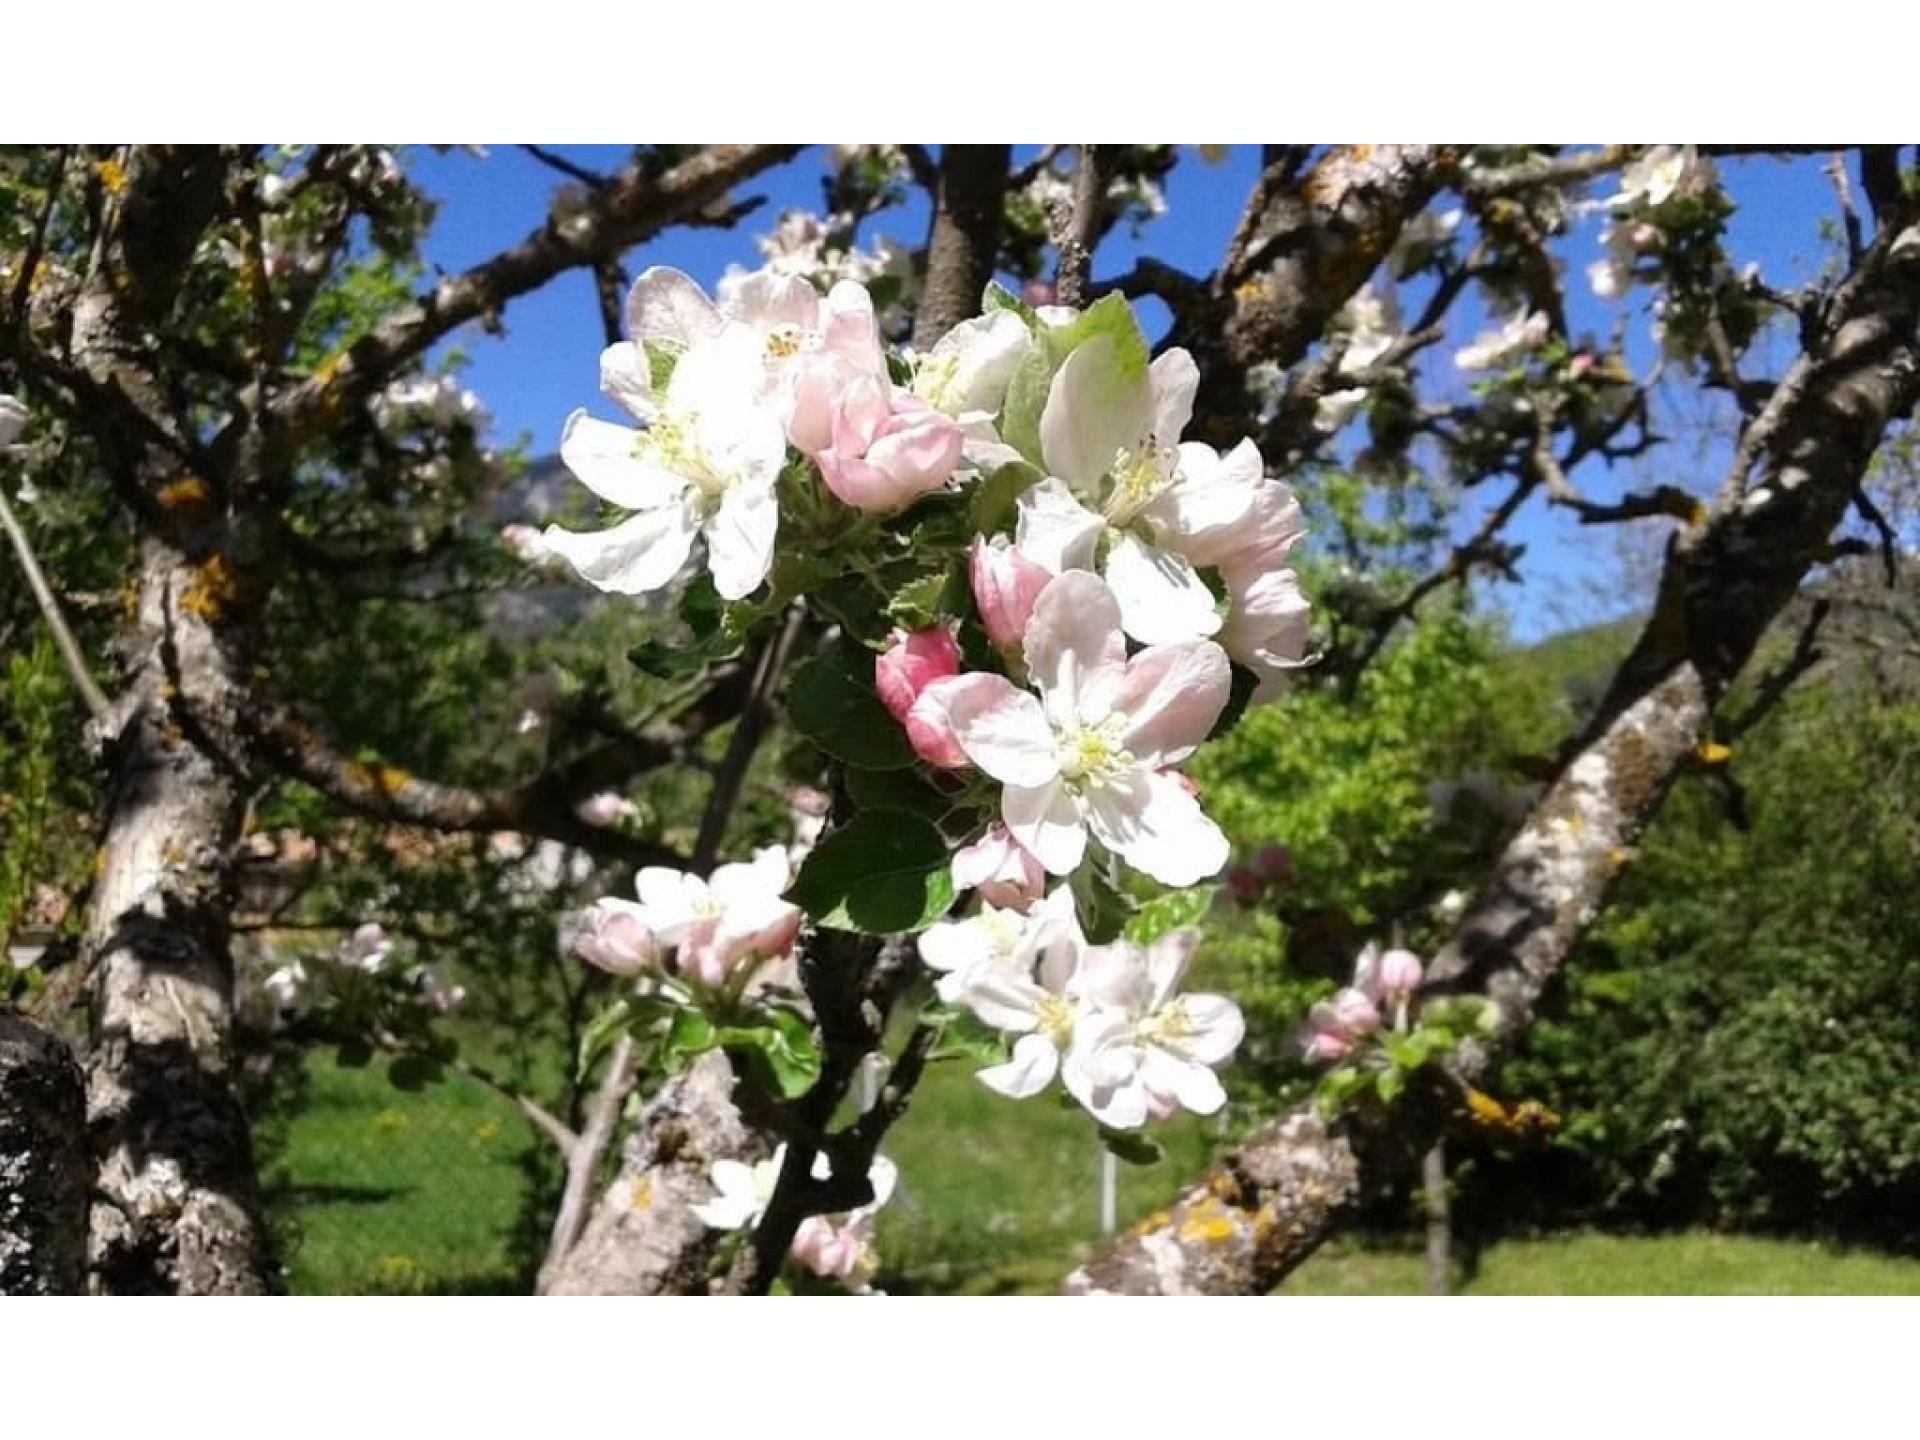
[540,1052,758,1295]
[1066,214,1920,1296]
[0,1015,89,1294]
[82,538,274,1294]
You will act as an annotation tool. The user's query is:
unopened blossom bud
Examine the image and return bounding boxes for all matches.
[790,1216,863,1279]
[875,627,960,725]
[574,902,658,977]
[575,791,637,827]
[951,826,1045,912]
[1330,986,1381,1038]
[970,536,1051,651]
[904,681,971,769]
[1378,948,1424,1004]
[1301,1004,1354,1064]
[0,394,27,447]
[816,375,963,512]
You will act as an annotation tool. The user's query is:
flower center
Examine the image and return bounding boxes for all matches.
[915,354,961,414]
[978,910,1023,957]
[1034,993,1078,1045]
[764,324,804,361]
[1102,442,1176,526]
[1056,716,1133,789]
[1137,1001,1193,1049]
[634,414,732,510]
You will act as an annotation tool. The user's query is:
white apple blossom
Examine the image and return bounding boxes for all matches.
[1606,145,1714,211]
[910,310,1032,467]
[1455,309,1552,371]
[949,824,1046,912]
[262,961,309,1012]
[339,922,392,975]
[913,571,1231,886]
[630,846,801,990]
[918,885,1079,1008]
[544,324,785,600]
[1065,929,1245,1127]
[1014,341,1232,644]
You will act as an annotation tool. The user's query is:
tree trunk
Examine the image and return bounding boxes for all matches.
[913,146,1010,349]
[82,541,273,1294]
[0,1015,89,1294]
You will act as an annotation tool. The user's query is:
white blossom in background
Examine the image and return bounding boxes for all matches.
[574,791,638,828]
[911,572,1232,886]
[372,374,487,434]
[1455,309,1551,371]
[0,393,27,448]
[1389,206,1463,278]
[418,964,468,1015]
[1606,144,1715,210]
[691,1150,783,1230]
[262,961,309,1013]
[339,923,392,975]
[628,846,802,990]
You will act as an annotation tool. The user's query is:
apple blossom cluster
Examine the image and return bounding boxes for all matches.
[1301,942,1424,1063]
[919,893,1245,1128]
[240,921,466,1045]
[573,846,802,996]
[693,1147,896,1291]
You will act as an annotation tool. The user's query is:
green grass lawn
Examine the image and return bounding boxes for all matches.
[261,1049,1920,1295]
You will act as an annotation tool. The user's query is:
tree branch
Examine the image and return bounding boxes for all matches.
[913,146,1011,348]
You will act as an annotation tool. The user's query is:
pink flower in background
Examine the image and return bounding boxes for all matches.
[631,847,801,989]
[573,901,658,977]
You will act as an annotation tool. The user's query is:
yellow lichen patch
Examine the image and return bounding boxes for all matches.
[630,1177,654,1213]
[1694,741,1732,766]
[376,766,412,795]
[1465,1087,1510,1128]
[156,476,210,511]
[1177,1200,1238,1245]
[1134,1209,1172,1236]
[1687,500,1709,528]
[92,157,129,196]
[180,554,240,620]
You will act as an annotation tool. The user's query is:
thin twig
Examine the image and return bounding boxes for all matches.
[0,473,110,718]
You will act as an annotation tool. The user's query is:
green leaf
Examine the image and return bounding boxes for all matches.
[997,292,1150,468]
[335,1038,374,1070]
[982,280,1038,328]
[787,638,916,771]
[885,568,958,631]
[789,808,957,933]
[661,1007,719,1070]
[968,460,1044,537]
[846,765,953,825]
[1070,854,1135,943]
[1125,885,1219,945]
[576,998,633,1082]
[718,1009,821,1099]
[1099,1126,1164,1166]
[1376,1067,1407,1105]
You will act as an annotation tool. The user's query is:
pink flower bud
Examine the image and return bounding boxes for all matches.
[1301,1003,1354,1064]
[951,826,1045,912]
[1330,986,1381,1037]
[1378,948,1424,1003]
[575,903,657,977]
[790,1215,865,1279]
[815,375,963,512]
[904,682,971,769]
[1022,279,1056,307]
[970,536,1051,651]
[874,627,960,725]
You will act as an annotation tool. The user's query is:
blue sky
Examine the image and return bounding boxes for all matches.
[406,145,1843,640]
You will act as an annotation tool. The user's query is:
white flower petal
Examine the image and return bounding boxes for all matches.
[1038,334,1150,491]
[704,484,778,600]
[1022,570,1127,731]
[626,266,724,348]
[1014,478,1105,575]
[977,1033,1061,1099]
[1103,533,1221,645]
[1148,348,1200,449]
[1003,779,1088,877]
[598,343,655,422]
[925,673,1059,788]
[557,410,687,512]
[540,500,700,597]
[1106,639,1232,769]
[1083,769,1228,887]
